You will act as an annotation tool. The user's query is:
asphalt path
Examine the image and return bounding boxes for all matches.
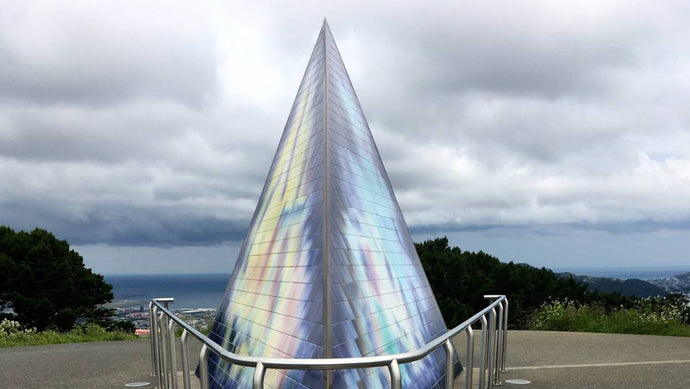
[452,330,690,388]
[0,339,154,388]
[1,331,689,388]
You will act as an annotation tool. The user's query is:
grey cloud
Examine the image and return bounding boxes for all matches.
[350,2,673,99]
[0,2,218,107]
[1,0,689,267]
[0,102,199,162]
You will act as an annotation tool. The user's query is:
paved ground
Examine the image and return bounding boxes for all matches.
[1,331,689,388]
[455,330,690,389]
[0,339,154,388]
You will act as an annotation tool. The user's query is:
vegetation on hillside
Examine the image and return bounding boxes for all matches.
[0,318,136,348]
[2,225,688,344]
[529,294,690,336]
[416,237,690,337]
[0,226,123,333]
[417,237,596,328]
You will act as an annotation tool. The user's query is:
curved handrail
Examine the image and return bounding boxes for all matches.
[150,295,508,388]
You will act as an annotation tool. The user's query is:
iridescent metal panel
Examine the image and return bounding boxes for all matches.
[208,21,459,389]
[207,26,327,389]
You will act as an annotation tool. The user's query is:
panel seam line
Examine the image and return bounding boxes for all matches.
[322,21,333,370]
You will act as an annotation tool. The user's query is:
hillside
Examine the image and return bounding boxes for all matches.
[556,273,667,298]
[648,272,690,297]
[416,237,592,328]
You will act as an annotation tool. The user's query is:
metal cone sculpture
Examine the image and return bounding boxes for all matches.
[208,20,460,388]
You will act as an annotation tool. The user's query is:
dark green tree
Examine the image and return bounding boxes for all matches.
[0,226,113,331]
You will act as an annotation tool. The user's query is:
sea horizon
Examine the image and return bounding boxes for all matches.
[105,273,231,310]
[105,266,689,310]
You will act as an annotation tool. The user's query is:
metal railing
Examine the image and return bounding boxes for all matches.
[149,295,508,389]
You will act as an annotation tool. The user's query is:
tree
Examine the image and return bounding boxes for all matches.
[415,237,619,328]
[0,226,113,331]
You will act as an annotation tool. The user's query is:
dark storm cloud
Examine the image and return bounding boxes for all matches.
[0,199,248,247]
[410,219,690,240]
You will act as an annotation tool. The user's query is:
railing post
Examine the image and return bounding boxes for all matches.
[389,359,402,389]
[487,307,496,387]
[443,339,455,389]
[157,307,164,388]
[181,330,191,389]
[151,305,161,387]
[494,303,503,386]
[199,344,210,389]
[152,297,175,389]
[464,326,474,389]
[168,318,179,389]
[478,315,488,389]
[156,297,174,310]
[149,301,156,377]
[159,312,169,389]
[253,361,266,389]
[485,295,508,377]
[501,299,509,373]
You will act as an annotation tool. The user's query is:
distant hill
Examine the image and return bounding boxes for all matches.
[648,272,690,297]
[556,273,668,298]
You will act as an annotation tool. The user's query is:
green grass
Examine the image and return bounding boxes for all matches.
[528,296,690,337]
[0,320,138,348]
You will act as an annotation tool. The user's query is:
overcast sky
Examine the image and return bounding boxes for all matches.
[2,1,689,274]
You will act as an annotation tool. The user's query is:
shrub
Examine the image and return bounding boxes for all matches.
[0,319,137,348]
[528,294,690,337]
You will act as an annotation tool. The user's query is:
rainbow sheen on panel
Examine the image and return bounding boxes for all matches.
[208,20,460,388]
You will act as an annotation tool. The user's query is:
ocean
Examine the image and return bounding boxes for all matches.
[105,267,690,310]
[105,273,231,310]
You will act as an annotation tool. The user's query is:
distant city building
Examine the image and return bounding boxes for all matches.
[208,20,460,388]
